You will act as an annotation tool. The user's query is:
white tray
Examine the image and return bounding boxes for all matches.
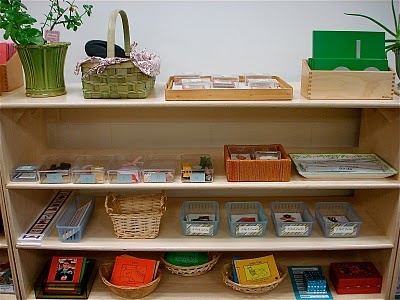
[289,153,398,179]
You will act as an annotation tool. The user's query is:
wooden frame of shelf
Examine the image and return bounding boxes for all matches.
[0,83,399,299]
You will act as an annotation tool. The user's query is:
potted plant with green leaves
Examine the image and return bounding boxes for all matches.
[345,0,400,88]
[0,0,93,97]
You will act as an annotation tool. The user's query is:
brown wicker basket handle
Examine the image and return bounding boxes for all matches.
[107,10,131,58]
[160,189,167,214]
[105,192,117,214]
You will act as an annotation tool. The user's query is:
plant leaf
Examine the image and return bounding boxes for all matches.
[391,0,398,32]
[344,12,396,37]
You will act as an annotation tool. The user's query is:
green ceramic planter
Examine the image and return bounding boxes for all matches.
[16,42,71,97]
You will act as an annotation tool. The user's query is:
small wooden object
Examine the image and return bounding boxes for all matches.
[165,75,293,101]
[224,144,291,182]
[301,59,395,100]
[0,52,23,93]
[99,263,162,299]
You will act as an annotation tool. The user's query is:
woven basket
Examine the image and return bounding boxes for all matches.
[105,190,167,239]
[161,252,221,276]
[80,10,155,99]
[221,262,287,294]
[99,263,162,299]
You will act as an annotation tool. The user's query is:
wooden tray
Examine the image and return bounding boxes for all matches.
[164,75,293,101]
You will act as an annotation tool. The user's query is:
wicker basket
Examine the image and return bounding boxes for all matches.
[105,190,167,239]
[99,263,162,299]
[161,252,221,276]
[79,10,156,99]
[221,262,287,294]
[224,144,291,182]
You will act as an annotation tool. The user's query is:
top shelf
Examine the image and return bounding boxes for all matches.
[1,83,399,109]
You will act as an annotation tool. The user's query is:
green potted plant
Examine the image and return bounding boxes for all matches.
[0,0,93,97]
[345,0,400,87]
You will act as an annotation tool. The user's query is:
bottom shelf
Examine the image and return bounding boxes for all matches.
[27,250,389,300]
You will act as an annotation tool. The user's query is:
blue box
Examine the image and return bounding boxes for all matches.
[180,201,219,236]
[226,202,268,237]
[56,195,95,242]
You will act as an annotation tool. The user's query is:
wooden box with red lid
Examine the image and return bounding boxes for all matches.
[329,262,383,294]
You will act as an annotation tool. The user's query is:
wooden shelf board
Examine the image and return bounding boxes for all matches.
[17,197,393,251]
[0,233,8,249]
[1,83,399,109]
[26,252,388,300]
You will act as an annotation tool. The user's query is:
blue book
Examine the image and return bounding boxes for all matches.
[231,257,241,283]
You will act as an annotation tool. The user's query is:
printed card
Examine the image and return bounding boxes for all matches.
[275,212,303,222]
[323,215,349,223]
[186,214,215,221]
[230,214,259,222]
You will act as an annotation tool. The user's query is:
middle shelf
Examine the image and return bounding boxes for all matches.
[15,194,395,251]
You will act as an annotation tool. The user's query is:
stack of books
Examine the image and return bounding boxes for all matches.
[43,256,93,296]
[110,255,160,287]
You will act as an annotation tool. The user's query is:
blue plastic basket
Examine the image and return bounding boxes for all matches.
[56,195,95,242]
[270,202,314,237]
[226,202,268,237]
[315,202,362,238]
[180,201,219,236]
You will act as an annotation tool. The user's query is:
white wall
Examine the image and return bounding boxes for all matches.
[7,1,399,83]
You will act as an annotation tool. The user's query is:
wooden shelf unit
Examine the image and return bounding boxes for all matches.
[0,83,399,299]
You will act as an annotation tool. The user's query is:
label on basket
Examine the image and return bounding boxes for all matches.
[46,173,63,184]
[80,174,96,184]
[236,224,263,236]
[282,224,308,235]
[190,172,205,182]
[331,224,357,235]
[150,172,166,182]
[186,224,213,236]
[117,174,132,184]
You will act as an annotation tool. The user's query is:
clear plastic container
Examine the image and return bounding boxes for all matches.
[182,78,211,89]
[174,73,201,85]
[226,202,268,237]
[71,155,113,184]
[181,154,214,183]
[143,155,176,183]
[10,164,41,182]
[107,155,144,184]
[39,155,76,184]
[180,201,219,236]
[56,195,95,242]
[315,202,362,238]
[211,75,239,88]
[270,202,314,237]
[248,78,280,89]
[244,73,271,85]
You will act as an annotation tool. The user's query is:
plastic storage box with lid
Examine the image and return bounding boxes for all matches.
[107,155,144,184]
[270,202,314,237]
[181,154,214,183]
[180,201,219,236]
[226,202,268,237]
[315,202,362,238]
[71,155,113,184]
[34,258,97,299]
[56,195,95,242]
[39,155,76,184]
[143,155,176,183]
[10,164,41,182]
[329,262,383,294]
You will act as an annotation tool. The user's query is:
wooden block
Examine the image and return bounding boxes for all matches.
[300,59,395,100]
[0,52,24,92]
[165,76,293,101]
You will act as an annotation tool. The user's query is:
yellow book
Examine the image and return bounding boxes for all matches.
[233,255,280,285]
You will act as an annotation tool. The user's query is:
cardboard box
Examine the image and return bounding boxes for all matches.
[329,262,383,294]
[300,59,395,100]
[0,52,24,93]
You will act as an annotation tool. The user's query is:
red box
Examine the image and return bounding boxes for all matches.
[329,262,383,294]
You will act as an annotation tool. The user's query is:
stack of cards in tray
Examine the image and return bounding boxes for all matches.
[34,256,97,298]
